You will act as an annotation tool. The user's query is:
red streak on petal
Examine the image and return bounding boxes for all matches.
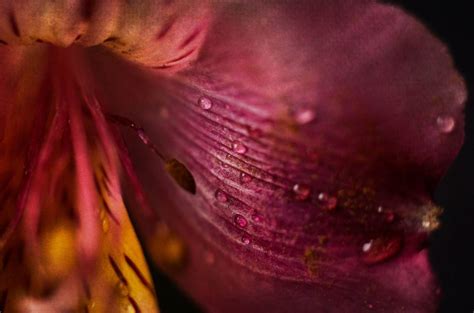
[178,27,201,49]
[156,17,177,40]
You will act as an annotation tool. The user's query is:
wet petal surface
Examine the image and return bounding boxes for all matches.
[91,1,466,313]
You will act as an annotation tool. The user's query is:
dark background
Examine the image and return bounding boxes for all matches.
[151,1,474,312]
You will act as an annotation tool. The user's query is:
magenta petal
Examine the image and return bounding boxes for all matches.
[91,1,466,312]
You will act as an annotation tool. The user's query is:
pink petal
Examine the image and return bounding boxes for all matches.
[91,1,466,313]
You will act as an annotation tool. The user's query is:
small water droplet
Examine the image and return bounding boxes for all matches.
[251,211,263,223]
[117,281,129,297]
[232,141,247,154]
[377,206,383,213]
[361,235,402,264]
[436,115,455,133]
[215,189,228,203]
[247,126,263,137]
[318,193,337,210]
[102,219,110,233]
[362,240,373,252]
[241,235,251,245]
[198,96,212,110]
[294,108,316,124]
[367,303,374,309]
[293,183,311,200]
[234,214,248,228]
[240,172,252,183]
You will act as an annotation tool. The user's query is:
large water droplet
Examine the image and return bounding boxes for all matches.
[232,141,247,154]
[234,214,248,228]
[215,189,228,203]
[294,108,316,124]
[436,115,455,133]
[240,172,252,183]
[361,235,402,264]
[198,96,212,110]
[293,183,311,200]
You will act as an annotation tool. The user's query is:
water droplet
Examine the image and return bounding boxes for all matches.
[361,235,402,264]
[251,211,263,223]
[117,281,129,297]
[377,206,395,223]
[318,193,337,210]
[232,141,247,154]
[362,240,373,252]
[247,126,263,137]
[215,189,228,203]
[436,115,455,133]
[234,214,248,228]
[198,96,212,110]
[240,172,252,183]
[241,235,251,245]
[137,128,150,145]
[294,108,316,124]
[293,183,311,200]
[102,219,110,233]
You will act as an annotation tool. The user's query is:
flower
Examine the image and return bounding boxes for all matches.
[0,1,467,313]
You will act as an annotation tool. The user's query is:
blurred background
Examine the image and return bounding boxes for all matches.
[150,1,474,312]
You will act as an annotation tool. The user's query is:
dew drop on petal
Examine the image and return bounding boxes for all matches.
[232,141,247,154]
[362,240,373,252]
[436,115,455,133]
[215,189,228,203]
[293,183,311,200]
[234,214,248,228]
[246,126,263,137]
[241,235,251,245]
[318,193,337,211]
[361,235,403,265]
[240,172,252,183]
[197,96,212,110]
[294,108,316,124]
[251,211,263,223]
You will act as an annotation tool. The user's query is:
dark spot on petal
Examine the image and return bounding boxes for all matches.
[104,37,118,43]
[127,295,141,313]
[81,0,96,20]
[0,289,8,310]
[165,159,196,194]
[124,254,154,293]
[108,255,128,285]
[0,39,7,45]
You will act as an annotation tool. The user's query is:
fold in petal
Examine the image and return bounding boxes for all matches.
[91,1,466,312]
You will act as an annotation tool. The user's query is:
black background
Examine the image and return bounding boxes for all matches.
[151,1,474,312]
